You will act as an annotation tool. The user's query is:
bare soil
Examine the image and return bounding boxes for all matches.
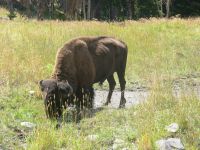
[94,85,200,109]
[94,90,149,108]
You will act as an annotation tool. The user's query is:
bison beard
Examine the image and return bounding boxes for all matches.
[40,36,128,122]
[44,87,94,120]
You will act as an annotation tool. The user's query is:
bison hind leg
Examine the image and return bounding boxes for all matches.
[117,70,126,108]
[88,87,94,109]
[104,75,116,106]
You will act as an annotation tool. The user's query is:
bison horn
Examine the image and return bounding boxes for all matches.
[57,80,73,96]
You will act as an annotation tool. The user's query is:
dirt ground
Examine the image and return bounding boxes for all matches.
[94,90,149,108]
[94,85,200,109]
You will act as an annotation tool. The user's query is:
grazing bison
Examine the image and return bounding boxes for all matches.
[39,36,128,119]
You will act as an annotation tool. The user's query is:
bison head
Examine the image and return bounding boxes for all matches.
[39,79,73,118]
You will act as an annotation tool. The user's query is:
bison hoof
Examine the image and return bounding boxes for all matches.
[103,101,111,106]
[119,104,125,108]
[119,99,126,108]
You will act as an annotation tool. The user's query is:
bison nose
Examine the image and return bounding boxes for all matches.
[49,95,54,100]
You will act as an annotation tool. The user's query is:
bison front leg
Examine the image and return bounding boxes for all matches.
[87,87,94,109]
[82,86,94,109]
[104,75,116,106]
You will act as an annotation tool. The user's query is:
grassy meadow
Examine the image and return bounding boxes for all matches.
[0,8,200,149]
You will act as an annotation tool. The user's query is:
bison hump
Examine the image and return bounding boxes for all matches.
[96,44,110,55]
[73,40,96,86]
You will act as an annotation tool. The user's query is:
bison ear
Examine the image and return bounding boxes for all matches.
[39,80,43,86]
[57,80,73,96]
[39,80,44,88]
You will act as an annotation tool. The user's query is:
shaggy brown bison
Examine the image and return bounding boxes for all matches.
[39,36,128,119]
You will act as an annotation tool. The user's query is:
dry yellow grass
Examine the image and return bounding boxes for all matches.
[0,17,199,89]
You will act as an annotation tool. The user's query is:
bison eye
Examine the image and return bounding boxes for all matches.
[62,89,70,94]
[40,87,44,91]
[60,88,65,93]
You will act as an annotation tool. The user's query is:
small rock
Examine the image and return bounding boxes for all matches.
[21,122,36,129]
[86,134,98,141]
[132,143,138,150]
[167,138,184,149]
[29,90,35,96]
[122,148,129,150]
[21,143,27,149]
[156,139,171,150]
[165,123,179,133]
[156,138,184,150]
[0,144,3,150]
[112,139,125,149]
[114,139,125,144]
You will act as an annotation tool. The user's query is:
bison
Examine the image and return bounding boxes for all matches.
[39,36,128,119]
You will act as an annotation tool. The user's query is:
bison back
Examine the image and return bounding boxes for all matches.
[91,37,128,84]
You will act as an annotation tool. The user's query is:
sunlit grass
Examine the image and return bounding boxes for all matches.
[0,17,199,89]
[0,7,8,18]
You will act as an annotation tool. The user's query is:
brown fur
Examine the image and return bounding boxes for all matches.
[40,36,128,120]
[52,36,127,89]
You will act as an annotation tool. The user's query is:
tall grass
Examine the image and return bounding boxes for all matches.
[0,14,199,88]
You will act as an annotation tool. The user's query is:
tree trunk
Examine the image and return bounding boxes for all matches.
[83,0,86,19]
[166,0,171,18]
[26,0,31,17]
[7,0,14,20]
[49,0,54,19]
[37,0,47,20]
[91,0,101,19]
[160,0,163,17]
[109,0,112,21]
[87,0,91,19]
[63,0,67,14]
[75,0,82,20]
[19,0,32,17]
[126,0,132,19]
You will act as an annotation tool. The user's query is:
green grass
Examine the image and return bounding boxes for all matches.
[0,8,200,149]
[0,84,200,149]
